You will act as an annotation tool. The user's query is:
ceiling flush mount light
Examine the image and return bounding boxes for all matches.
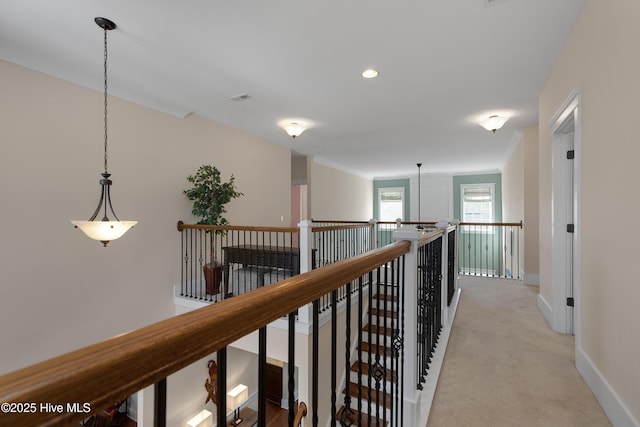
[361,68,379,79]
[71,17,137,247]
[279,121,307,139]
[479,115,508,133]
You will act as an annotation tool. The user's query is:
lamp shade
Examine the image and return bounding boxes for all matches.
[71,220,137,243]
[281,122,307,138]
[479,115,508,133]
[187,409,213,427]
[226,384,248,412]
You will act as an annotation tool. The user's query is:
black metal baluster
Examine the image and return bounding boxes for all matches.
[181,228,185,297]
[331,289,337,427]
[288,311,295,427]
[382,263,389,427]
[367,271,373,427]
[217,348,227,427]
[258,327,266,427]
[313,299,319,427]
[374,268,382,423]
[154,378,166,427]
[357,276,364,427]
[339,281,353,426]
[189,228,194,298]
[198,229,204,300]
[417,245,426,387]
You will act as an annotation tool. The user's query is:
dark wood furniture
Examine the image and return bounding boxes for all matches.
[265,363,283,405]
[222,245,301,293]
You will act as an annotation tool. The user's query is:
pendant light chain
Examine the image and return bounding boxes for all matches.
[103,26,109,175]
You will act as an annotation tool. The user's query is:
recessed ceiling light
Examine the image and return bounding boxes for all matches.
[362,68,379,79]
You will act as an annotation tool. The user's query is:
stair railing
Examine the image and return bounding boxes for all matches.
[0,239,411,427]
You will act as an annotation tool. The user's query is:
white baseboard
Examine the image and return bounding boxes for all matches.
[576,348,639,427]
[537,293,553,328]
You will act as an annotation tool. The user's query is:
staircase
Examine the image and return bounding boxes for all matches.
[336,285,401,427]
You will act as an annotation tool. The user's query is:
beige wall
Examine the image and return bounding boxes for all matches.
[539,0,640,423]
[308,161,373,221]
[501,133,524,277]
[0,60,292,374]
[502,135,524,223]
[523,126,539,281]
[503,126,540,283]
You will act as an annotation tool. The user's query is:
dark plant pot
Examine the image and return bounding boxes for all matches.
[203,262,223,294]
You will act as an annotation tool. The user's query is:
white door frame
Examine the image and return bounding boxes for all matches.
[549,89,582,342]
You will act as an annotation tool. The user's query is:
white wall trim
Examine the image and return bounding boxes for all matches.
[537,293,553,328]
[576,348,640,427]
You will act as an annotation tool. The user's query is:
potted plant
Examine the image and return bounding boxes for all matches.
[184,165,243,294]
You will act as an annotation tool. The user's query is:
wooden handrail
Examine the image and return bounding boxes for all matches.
[0,241,410,426]
[177,220,374,234]
[176,221,375,234]
[310,224,373,232]
[377,220,437,225]
[318,219,524,228]
[293,402,307,427]
[417,229,446,247]
[177,220,300,233]
[310,219,371,224]
[459,220,523,228]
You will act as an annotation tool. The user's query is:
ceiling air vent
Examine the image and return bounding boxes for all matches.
[230,93,251,102]
[484,0,509,6]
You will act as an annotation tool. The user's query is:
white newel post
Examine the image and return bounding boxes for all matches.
[368,218,377,249]
[297,220,313,325]
[436,222,451,326]
[393,225,423,427]
[295,220,314,422]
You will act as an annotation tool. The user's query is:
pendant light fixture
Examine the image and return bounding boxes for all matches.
[280,121,307,139]
[71,17,137,247]
[479,115,508,133]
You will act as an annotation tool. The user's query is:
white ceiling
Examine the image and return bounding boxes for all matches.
[0,0,586,179]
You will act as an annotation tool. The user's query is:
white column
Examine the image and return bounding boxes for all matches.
[297,220,313,326]
[393,226,423,427]
[368,218,377,249]
[436,222,451,326]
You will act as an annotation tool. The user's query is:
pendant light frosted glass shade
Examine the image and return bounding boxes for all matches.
[282,122,307,138]
[71,220,137,244]
[479,115,508,133]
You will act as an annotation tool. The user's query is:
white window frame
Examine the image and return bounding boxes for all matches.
[378,187,405,223]
[460,183,495,232]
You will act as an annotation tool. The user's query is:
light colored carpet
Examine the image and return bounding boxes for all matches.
[426,276,611,427]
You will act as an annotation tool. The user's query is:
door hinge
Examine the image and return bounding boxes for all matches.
[567,224,575,233]
[567,150,575,159]
[566,297,574,307]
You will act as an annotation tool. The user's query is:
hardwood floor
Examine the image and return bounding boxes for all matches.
[265,400,295,427]
[81,402,290,427]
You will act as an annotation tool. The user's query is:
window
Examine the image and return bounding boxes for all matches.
[461,183,495,223]
[378,188,404,222]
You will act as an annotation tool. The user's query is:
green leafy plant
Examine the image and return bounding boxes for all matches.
[184,165,243,226]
